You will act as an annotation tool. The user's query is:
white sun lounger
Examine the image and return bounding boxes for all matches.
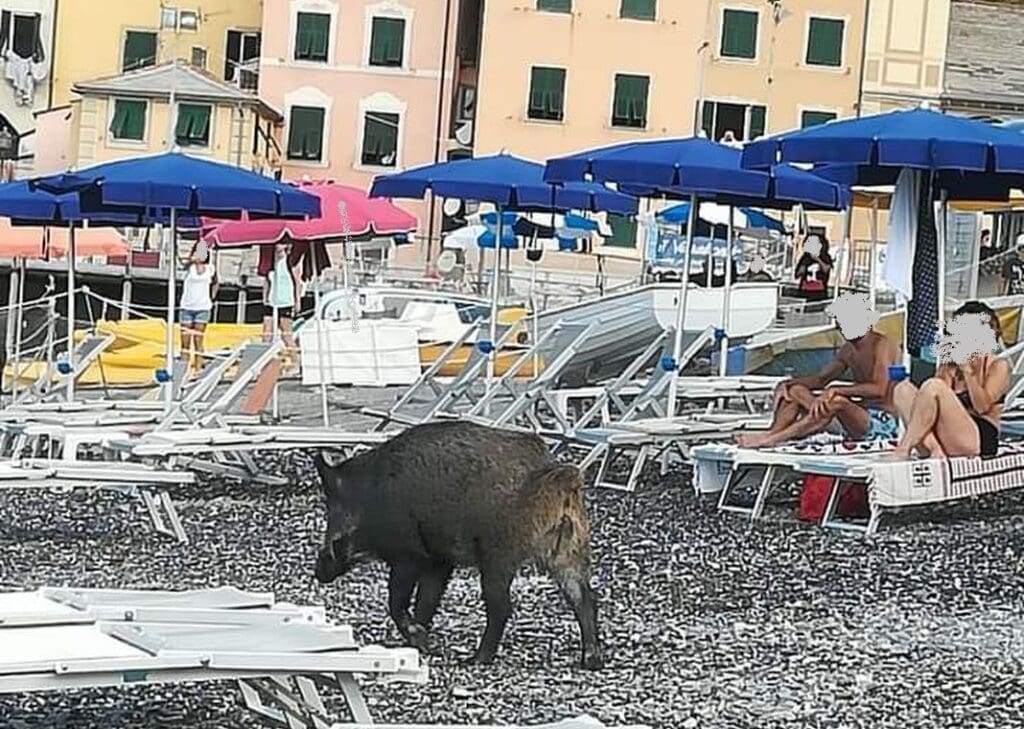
[0,459,195,542]
[10,333,117,405]
[0,586,426,727]
[694,439,1024,535]
[332,719,651,729]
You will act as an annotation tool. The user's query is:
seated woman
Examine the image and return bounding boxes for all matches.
[892,301,1011,459]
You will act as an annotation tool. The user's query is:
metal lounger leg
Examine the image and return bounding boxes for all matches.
[337,673,374,724]
[139,488,188,543]
[820,478,870,535]
[718,465,758,515]
[749,465,778,521]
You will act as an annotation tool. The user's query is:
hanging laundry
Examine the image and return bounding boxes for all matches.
[0,11,48,107]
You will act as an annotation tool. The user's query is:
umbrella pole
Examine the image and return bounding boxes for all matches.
[937,189,948,330]
[869,197,879,310]
[485,207,503,403]
[66,225,76,403]
[719,206,735,378]
[315,266,329,427]
[164,213,177,414]
[667,193,698,419]
[833,206,852,304]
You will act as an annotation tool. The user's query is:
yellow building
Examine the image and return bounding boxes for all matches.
[50,0,263,109]
[698,0,869,139]
[35,61,281,174]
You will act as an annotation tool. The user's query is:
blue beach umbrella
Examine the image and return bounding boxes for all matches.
[370,152,637,389]
[545,136,848,400]
[742,106,1024,358]
[657,201,784,233]
[24,152,321,410]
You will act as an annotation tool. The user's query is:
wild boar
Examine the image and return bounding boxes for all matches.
[312,420,603,670]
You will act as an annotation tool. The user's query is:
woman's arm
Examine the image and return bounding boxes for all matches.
[961,357,1011,415]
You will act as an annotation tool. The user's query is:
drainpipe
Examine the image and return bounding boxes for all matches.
[426,0,455,263]
[856,0,871,117]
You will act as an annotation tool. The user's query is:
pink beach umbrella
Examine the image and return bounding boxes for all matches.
[201,181,418,247]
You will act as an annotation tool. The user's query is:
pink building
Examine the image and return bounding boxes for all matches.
[259,0,460,237]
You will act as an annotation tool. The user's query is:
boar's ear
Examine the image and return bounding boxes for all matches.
[533,464,584,502]
[317,448,346,469]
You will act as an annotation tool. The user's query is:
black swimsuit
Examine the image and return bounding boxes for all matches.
[957,389,1001,457]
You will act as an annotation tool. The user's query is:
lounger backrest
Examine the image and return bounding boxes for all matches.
[200,340,285,420]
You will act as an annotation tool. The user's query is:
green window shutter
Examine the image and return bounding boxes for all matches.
[611,74,649,129]
[528,67,566,121]
[721,9,757,59]
[606,213,637,248]
[362,111,399,167]
[620,0,655,21]
[801,110,837,128]
[287,106,325,161]
[807,17,844,67]
[295,12,330,62]
[369,17,405,67]
[175,104,211,147]
[700,101,715,138]
[748,106,766,139]
[537,0,571,12]
[122,31,157,71]
[110,100,146,141]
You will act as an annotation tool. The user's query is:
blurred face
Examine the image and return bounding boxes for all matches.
[276,243,288,258]
[826,292,878,341]
[804,236,822,258]
[749,255,766,274]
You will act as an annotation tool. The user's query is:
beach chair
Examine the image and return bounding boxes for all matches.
[333,719,651,729]
[363,320,520,429]
[0,458,195,542]
[462,319,599,429]
[0,586,426,727]
[10,333,116,405]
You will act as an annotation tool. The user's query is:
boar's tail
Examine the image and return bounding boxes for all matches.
[523,464,591,570]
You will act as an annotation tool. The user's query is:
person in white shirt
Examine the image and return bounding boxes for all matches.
[262,241,299,349]
[179,241,218,363]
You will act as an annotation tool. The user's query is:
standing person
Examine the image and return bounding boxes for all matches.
[263,241,299,350]
[1001,236,1024,296]
[179,240,217,366]
[979,228,993,262]
[794,233,833,302]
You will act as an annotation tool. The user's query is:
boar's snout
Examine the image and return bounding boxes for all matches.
[314,534,356,584]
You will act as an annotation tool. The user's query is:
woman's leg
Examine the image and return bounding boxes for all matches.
[262,312,273,343]
[194,322,207,363]
[280,316,296,349]
[893,378,980,458]
[893,381,944,457]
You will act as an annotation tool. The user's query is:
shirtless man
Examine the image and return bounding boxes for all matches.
[736,293,900,448]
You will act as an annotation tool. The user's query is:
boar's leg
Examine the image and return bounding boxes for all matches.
[551,564,604,671]
[387,561,421,647]
[413,561,454,631]
[469,566,515,665]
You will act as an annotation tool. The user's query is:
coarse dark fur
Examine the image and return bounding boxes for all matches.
[313,420,603,669]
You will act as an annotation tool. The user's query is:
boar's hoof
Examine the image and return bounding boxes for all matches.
[581,651,605,671]
[405,623,430,651]
[465,650,497,666]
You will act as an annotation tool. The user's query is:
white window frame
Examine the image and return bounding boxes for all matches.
[160,7,178,29]
[607,71,651,132]
[284,86,332,168]
[289,0,338,66]
[524,63,568,124]
[798,105,839,129]
[363,1,414,72]
[224,29,261,86]
[803,14,849,71]
[699,97,768,142]
[354,91,406,172]
[106,96,150,147]
[122,28,159,72]
[716,4,761,65]
[173,101,214,152]
[178,9,200,32]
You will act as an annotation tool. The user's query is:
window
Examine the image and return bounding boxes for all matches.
[122,30,157,71]
[287,106,325,161]
[528,67,566,122]
[620,0,655,21]
[700,100,766,141]
[361,111,399,167]
[720,9,757,59]
[606,214,637,247]
[160,7,177,29]
[611,73,649,129]
[801,110,837,128]
[109,99,147,141]
[226,30,261,90]
[175,103,211,147]
[294,12,330,62]
[369,17,405,67]
[806,17,844,67]
[179,10,199,31]
[537,0,571,12]
[11,13,43,59]
[190,47,207,69]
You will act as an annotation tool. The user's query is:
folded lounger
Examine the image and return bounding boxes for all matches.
[694,438,1024,535]
[0,586,426,728]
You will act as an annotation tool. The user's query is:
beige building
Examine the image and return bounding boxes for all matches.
[698,0,869,139]
[861,0,949,115]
